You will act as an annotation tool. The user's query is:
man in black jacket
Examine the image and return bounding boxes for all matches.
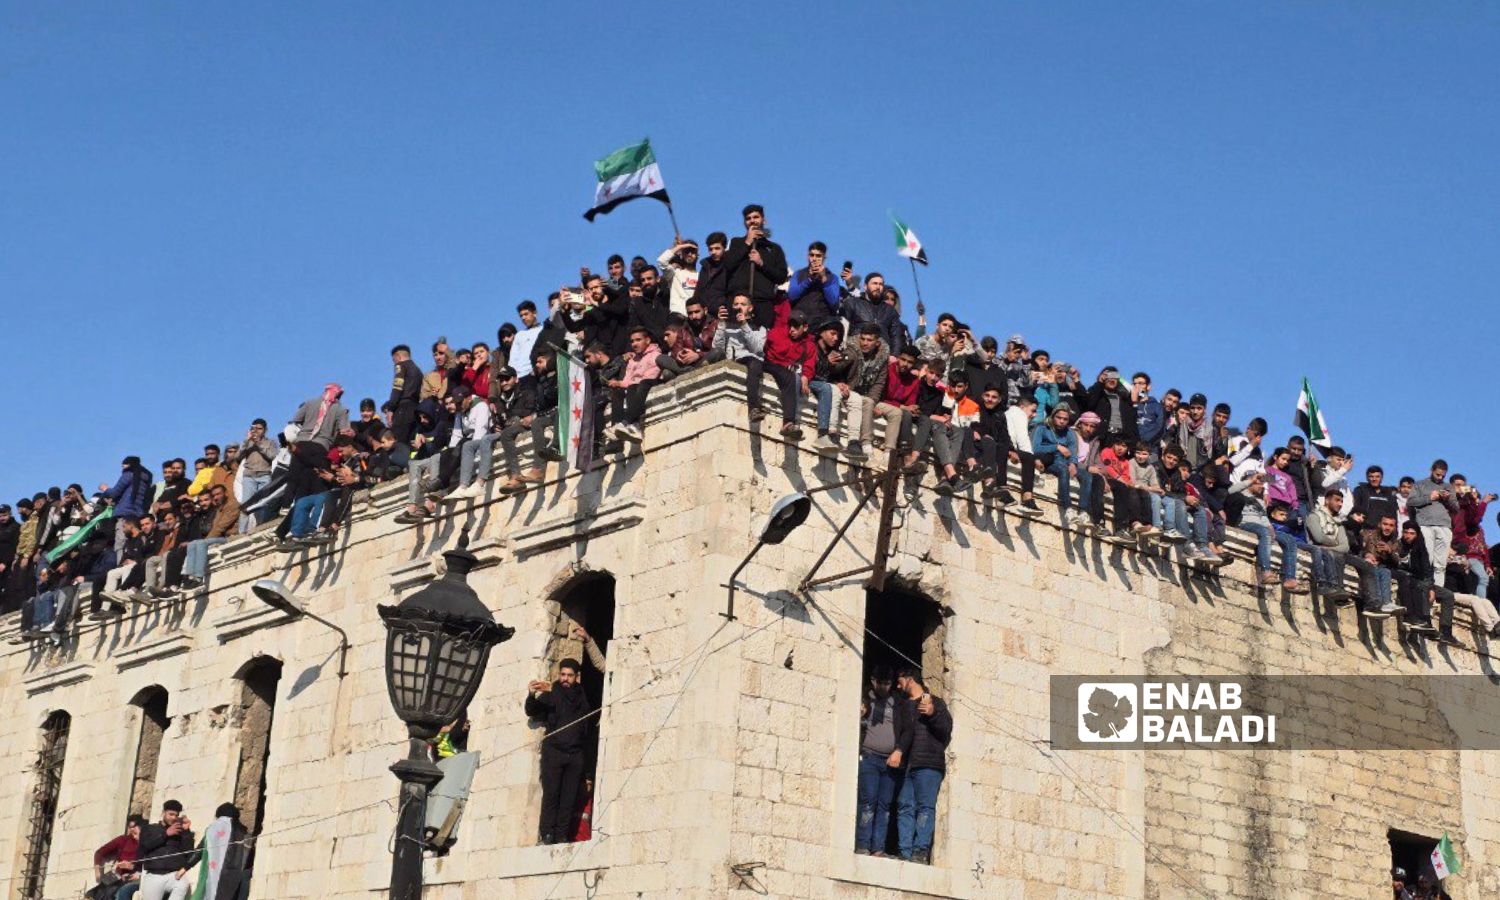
[892,669,952,865]
[0,504,18,613]
[689,231,730,316]
[388,345,424,443]
[720,204,789,328]
[628,267,672,345]
[137,800,197,900]
[525,659,596,844]
[562,274,630,357]
[1085,367,1138,447]
[840,273,907,356]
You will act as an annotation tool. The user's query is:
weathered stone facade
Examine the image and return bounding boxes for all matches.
[3,365,1498,899]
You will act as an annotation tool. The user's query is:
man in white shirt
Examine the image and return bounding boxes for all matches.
[509,300,545,381]
[446,386,494,501]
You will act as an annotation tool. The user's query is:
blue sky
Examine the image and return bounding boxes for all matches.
[4,3,1498,503]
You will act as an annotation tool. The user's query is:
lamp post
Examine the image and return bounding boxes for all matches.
[377,530,513,900]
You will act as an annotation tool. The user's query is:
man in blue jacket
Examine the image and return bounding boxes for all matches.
[787,241,841,324]
[98,457,153,556]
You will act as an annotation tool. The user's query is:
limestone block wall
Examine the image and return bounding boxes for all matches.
[1,364,1497,900]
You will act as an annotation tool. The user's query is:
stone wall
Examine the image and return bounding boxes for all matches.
[1,364,1498,899]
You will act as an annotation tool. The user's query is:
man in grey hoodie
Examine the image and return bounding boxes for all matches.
[1406,459,1460,588]
[1306,489,1393,613]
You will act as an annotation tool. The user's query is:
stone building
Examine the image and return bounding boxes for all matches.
[2,365,1498,899]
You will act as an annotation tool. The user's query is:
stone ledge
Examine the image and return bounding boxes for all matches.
[115,630,194,671]
[23,659,95,695]
[827,851,977,899]
[215,596,299,643]
[510,498,646,561]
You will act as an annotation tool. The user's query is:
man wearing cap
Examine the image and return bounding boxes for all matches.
[387,345,423,444]
[809,319,853,450]
[997,335,1032,405]
[1175,393,1213,469]
[720,204,789,328]
[97,456,153,556]
[1085,367,1138,447]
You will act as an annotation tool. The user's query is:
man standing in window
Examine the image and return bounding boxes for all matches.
[892,668,952,865]
[855,666,902,856]
[525,659,596,845]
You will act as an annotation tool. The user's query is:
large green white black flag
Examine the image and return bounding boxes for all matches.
[583,138,669,221]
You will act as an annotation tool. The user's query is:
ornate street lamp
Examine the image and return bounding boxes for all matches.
[377,530,513,900]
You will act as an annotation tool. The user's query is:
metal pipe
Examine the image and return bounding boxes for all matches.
[723,538,767,622]
[797,482,880,592]
[301,609,351,678]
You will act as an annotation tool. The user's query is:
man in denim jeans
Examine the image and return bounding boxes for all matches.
[808,321,852,451]
[855,666,901,856]
[892,668,952,865]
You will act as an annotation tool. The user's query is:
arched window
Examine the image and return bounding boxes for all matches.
[20,710,71,900]
[233,659,282,841]
[128,687,171,819]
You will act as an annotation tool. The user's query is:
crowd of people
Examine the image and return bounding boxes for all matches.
[3,201,1497,653]
[89,800,250,900]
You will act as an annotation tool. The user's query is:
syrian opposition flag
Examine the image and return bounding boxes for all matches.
[583,138,670,221]
[1431,833,1461,880]
[891,212,928,265]
[194,815,233,900]
[557,353,595,472]
[1293,377,1332,450]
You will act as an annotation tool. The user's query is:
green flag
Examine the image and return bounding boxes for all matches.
[44,507,113,563]
[890,212,928,265]
[1293,377,1331,450]
[583,139,670,221]
[1431,832,1460,879]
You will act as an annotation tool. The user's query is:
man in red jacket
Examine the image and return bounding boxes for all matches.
[762,302,816,441]
[873,347,922,456]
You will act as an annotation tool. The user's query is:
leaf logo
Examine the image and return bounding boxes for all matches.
[1076,683,1138,742]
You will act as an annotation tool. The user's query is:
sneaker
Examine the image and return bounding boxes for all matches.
[1361,604,1392,620]
[980,482,1003,499]
[780,422,804,442]
[1438,631,1463,647]
[621,423,644,443]
[87,609,112,622]
[1017,499,1044,518]
[813,433,838,451]
[748,407,767,423]
[1161,529,1186,543]
[933,477,955,496]
[498,478,525,495]
[394,509,424,525]
[1181,544,1201,560]
[914,849,932,865]
[1409,620,1440,637]
[1283,579,1309,595]
[844,441,868,460]
[1334,594,1358,609]
[902,457,927,476]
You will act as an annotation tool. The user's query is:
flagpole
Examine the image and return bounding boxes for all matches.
[665,202,682,239]
[908,257,925,310]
